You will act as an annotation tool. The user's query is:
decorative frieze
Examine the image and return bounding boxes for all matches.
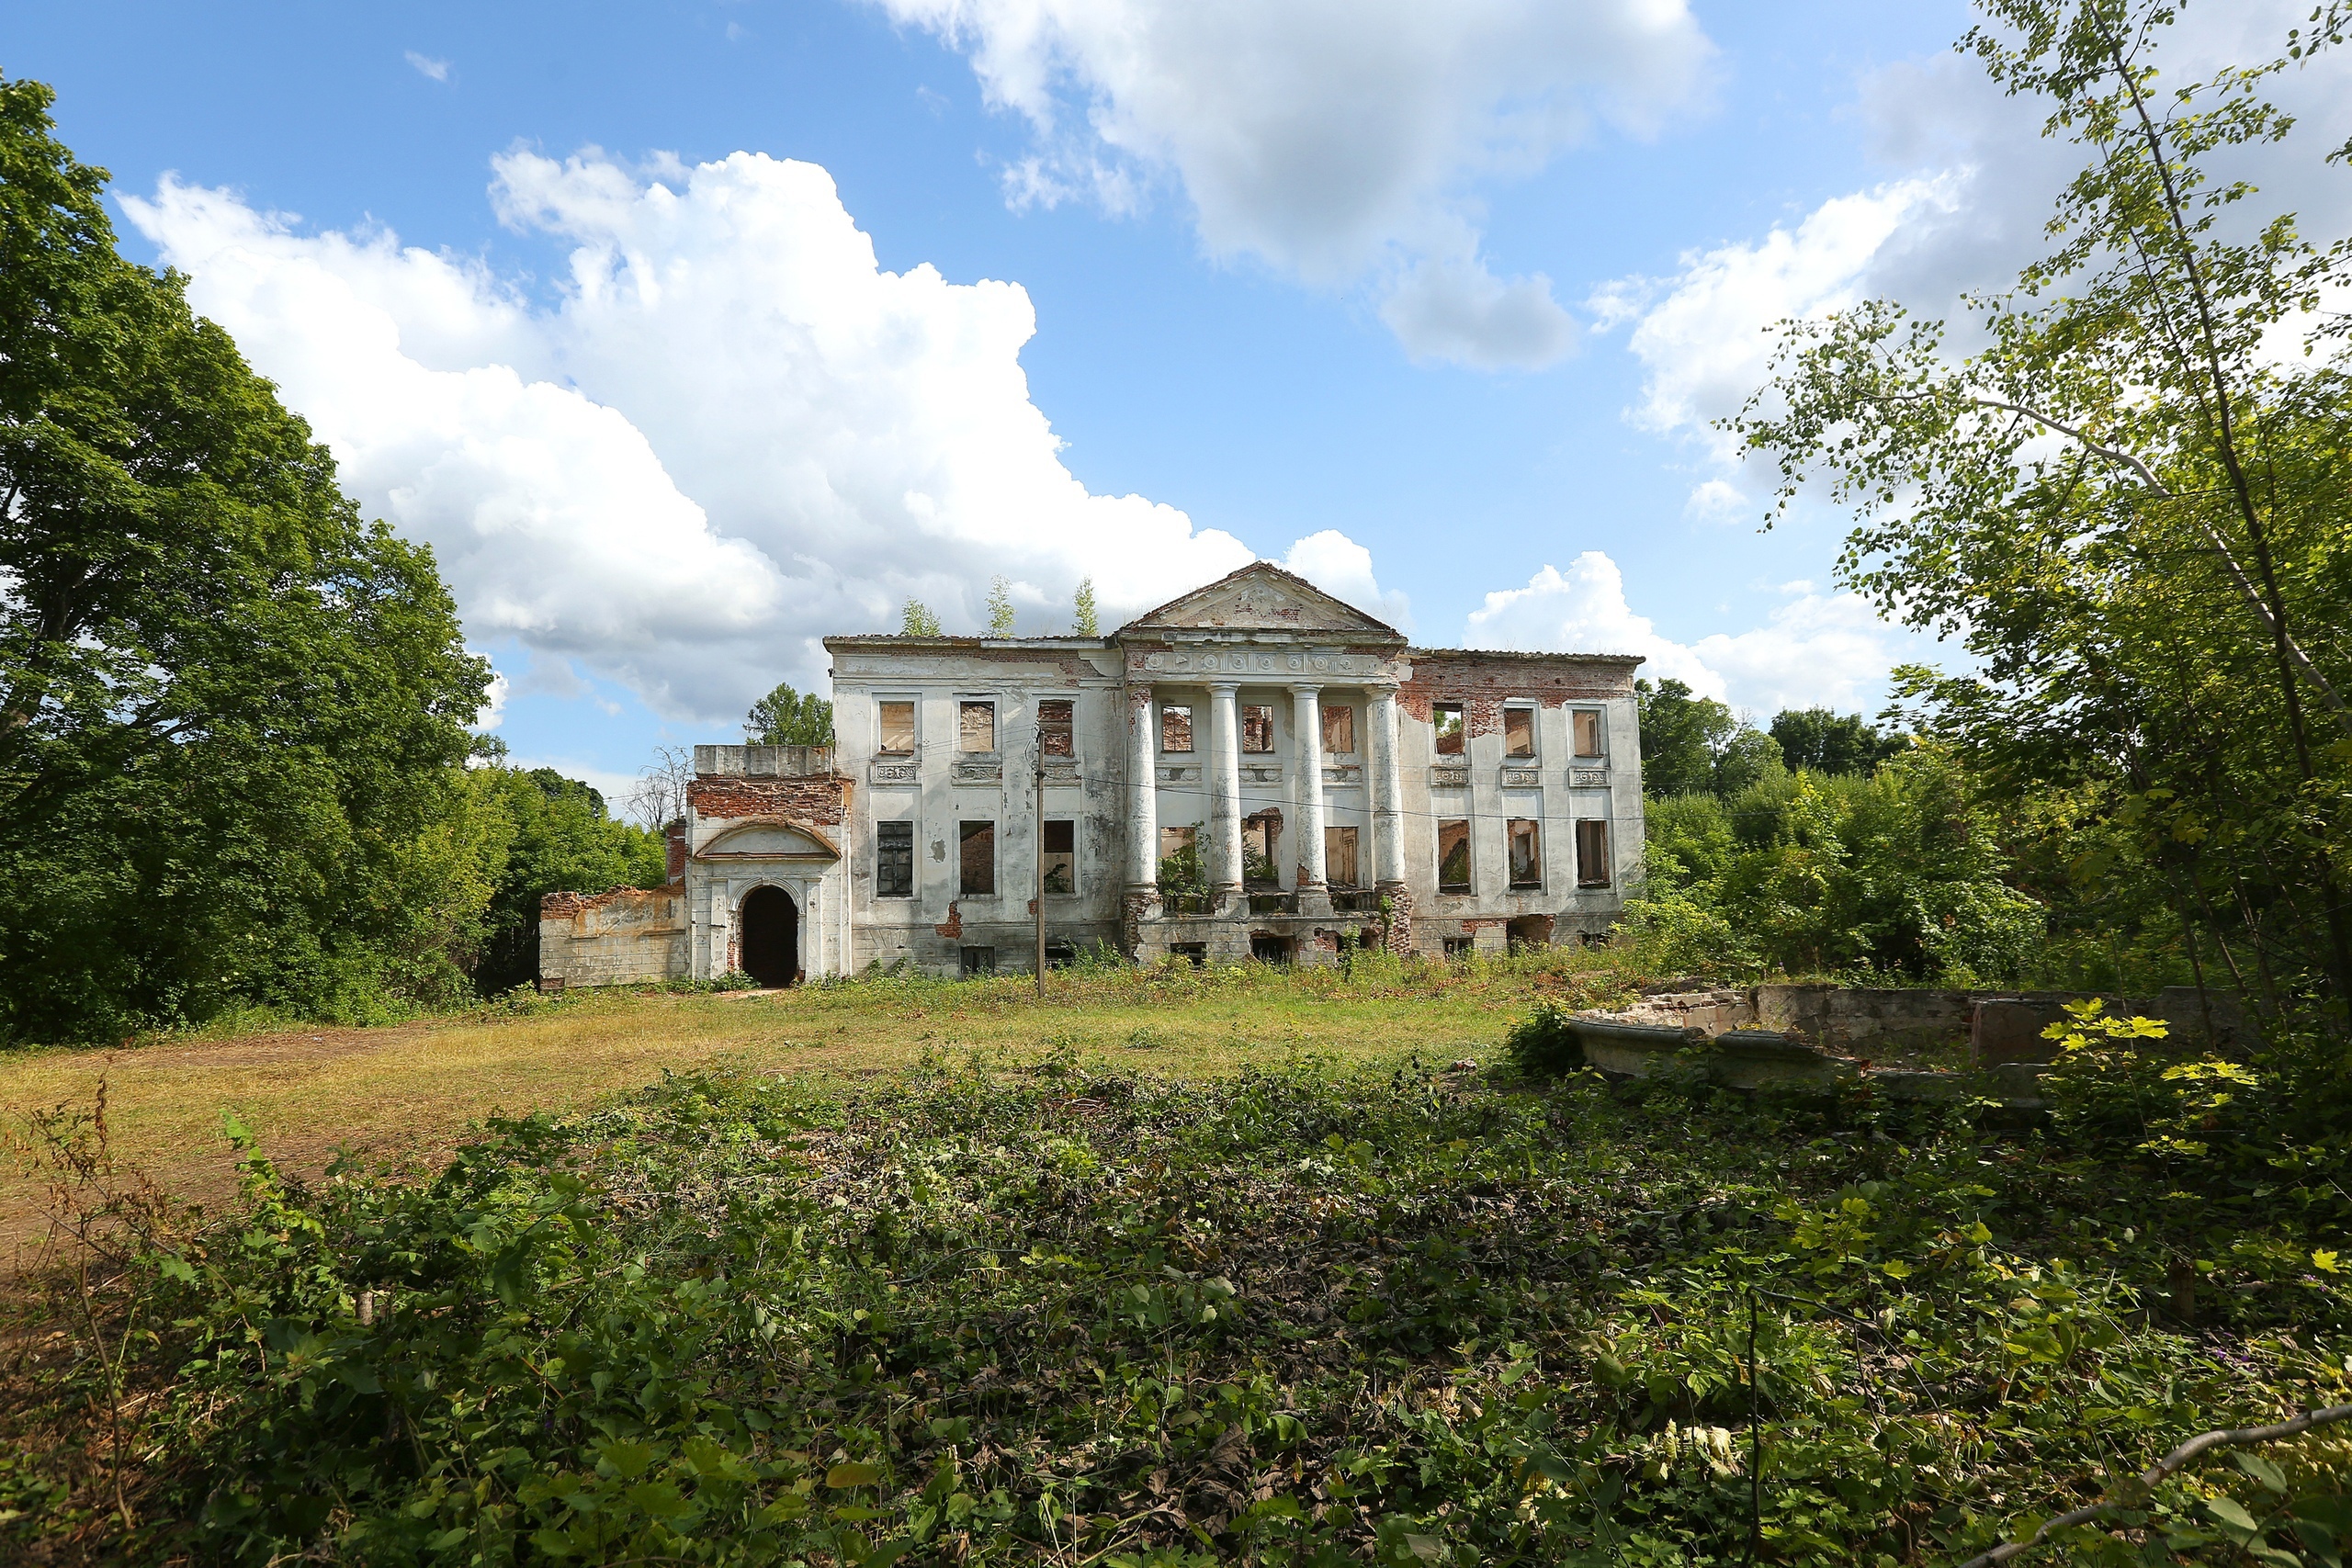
[1570,767,1610,787]
[1500,767,1543,786]
[1139,649,1387,676]
[951,761,1002,784]
[868,761,918,784]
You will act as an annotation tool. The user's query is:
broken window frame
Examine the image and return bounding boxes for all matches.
[958,700,998,754]
[1160,703,1194,754]
[1576,818,1611,887]
[1324,824,1361,887]
[1036,697,1075,759]
[1432,703,1466,757]
[1241,703,1275,754]
[876,820,914,897]
[1042,818,1076,896]
[1321,703,1357,756]
[1436,818,1473,894]
[959,819,997,896]
[1241,808,1283,887]
[959,946,996,976]
[1572,709,1605,759]
[1507,818,1542,890]
[1503,705,1537,760]
[877,698,918,757]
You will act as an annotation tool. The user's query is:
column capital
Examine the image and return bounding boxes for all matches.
[1287,681,1323,698]
[1205,678,1241,694]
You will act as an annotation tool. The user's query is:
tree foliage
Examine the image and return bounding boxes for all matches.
[742,682,833,748]
[1628,747,2044,981]
[0,78,491,1041]
[1072,577,1099,636]
[1732,0,2352,1026]
[1635,679,1784,798]
[899,599,942,637]
[1769,706,1904,776]
[468,767,668,996]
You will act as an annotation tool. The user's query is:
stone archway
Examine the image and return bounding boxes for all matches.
[738,885,800,987]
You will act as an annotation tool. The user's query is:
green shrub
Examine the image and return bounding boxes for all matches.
[1502,999,1584,1078]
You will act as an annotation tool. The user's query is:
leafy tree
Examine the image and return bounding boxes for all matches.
[1635,679,1782,796]
[1629,747,2043,981]
[900,599,942,637]
[1073,577,1099,636]
[469,765,666,995]
[744,681,833,747]
[0,78,492,1041]
[986,574,1016,635]
[1770,707,1904,776]
[1733,0,2352,1022]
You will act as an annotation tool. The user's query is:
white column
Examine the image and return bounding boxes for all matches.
[1126,686,1159,889]
[1369,687,1407,886]
[1207,681,1244,905]
[1292,683,1329,912]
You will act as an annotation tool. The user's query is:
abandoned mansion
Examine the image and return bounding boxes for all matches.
[537,562,1645,986]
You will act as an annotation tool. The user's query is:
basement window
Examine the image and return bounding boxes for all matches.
[1437,819,1472,894]
[1433,703,1465,756]
[960,946,996,977]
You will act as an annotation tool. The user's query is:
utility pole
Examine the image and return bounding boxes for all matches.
[1034,740,1047,998]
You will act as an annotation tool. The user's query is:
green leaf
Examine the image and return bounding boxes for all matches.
[2234,1451,2290,1493]
[2207,1495,2263,1536]
[827,1461,884,1489]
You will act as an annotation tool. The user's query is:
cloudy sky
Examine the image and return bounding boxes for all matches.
[17,0,2351,795]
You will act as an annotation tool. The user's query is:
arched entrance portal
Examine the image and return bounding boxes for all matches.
[738,886,800,987]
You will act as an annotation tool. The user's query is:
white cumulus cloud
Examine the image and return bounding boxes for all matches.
[868,0,1714,368]
[124,151,1385,722]
[405,51,451,82]
[1463,551,1924,713]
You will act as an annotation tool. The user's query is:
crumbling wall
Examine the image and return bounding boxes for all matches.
[538,887,688,989]
[686,773,849,826]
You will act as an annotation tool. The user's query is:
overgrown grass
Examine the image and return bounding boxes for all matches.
[8,1020,2350,1564]
[0,952,1645,1251]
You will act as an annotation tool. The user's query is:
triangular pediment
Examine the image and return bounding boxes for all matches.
[1117,562,1402,639]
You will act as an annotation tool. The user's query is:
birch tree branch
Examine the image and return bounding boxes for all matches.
[1953,1400,2352,1568]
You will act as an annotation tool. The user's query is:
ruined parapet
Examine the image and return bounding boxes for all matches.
[692,744,836,777]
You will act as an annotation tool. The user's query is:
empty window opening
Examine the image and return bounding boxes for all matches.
[959,945,996,977]
[959,701,997,753]
[878,700,917,756]
[1573,710,1604,758]
[1508,915,1555,953]
[1508,819,1542,890]
[1037,698,1074,758]
[1250,933,1295,966]
[876,821,914,897]
[1160,703,1193,753]
[1045,941,1077,969]
[1241,704,1275,753]
[1433,703,1465,756]
[1321,703,1356,755]
[1576,819,1611,887]
[1442,936,1476,962]
[1158,825,1204,899]
[1170,942,1207,967]
[1242,809,1283,887]
[1324,824,1361,887]
[1437,819,1472,894]
[1504,707,1536,759]
[1042,818,1075,895]
[959,819,997,896]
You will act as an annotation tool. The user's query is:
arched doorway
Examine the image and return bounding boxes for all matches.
[737,886,800,987]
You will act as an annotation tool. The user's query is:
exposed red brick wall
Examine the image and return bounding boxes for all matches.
[540,886,671,919]
[664,821,687,885]
[935,901,964,939]
[1401,654,1635,729]
[687,773,850,825]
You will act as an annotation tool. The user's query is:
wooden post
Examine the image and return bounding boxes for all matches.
[1035,751,1047,997]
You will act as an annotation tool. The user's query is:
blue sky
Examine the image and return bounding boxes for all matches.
[17,0,2337,804]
